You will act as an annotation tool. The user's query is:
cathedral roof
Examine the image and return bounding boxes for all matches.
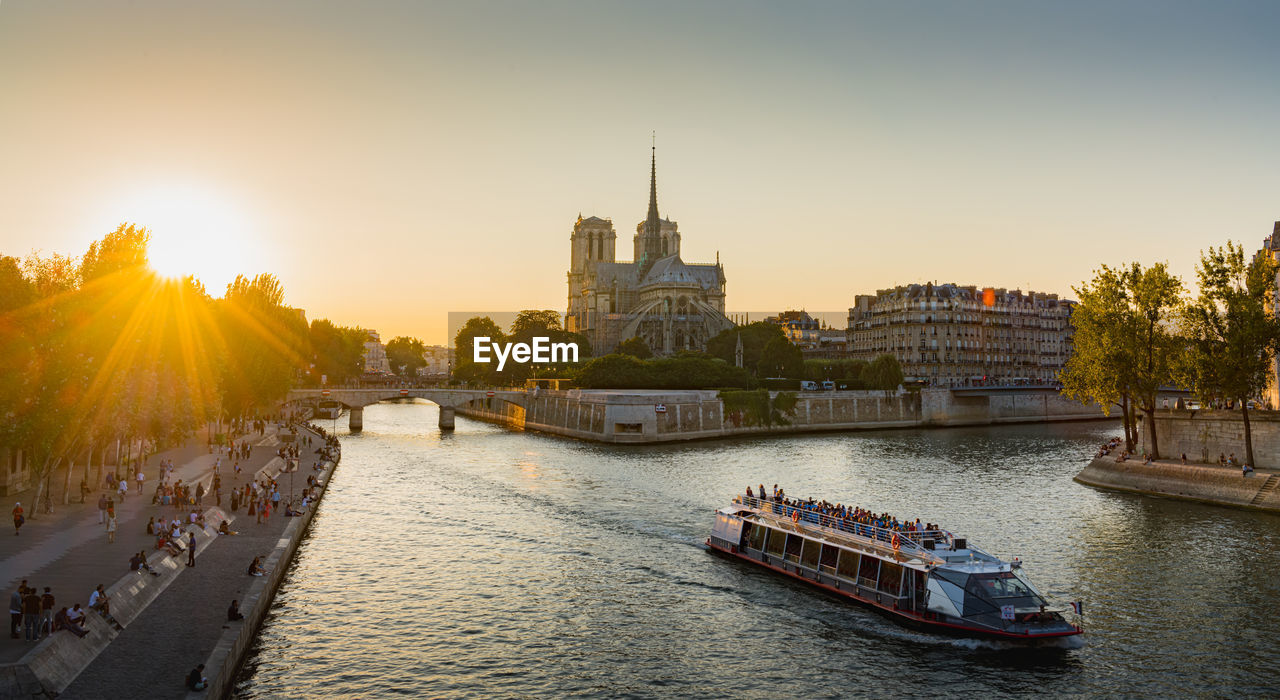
[639,255,722,289]
[579,215,610,224]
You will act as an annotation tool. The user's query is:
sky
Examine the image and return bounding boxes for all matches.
[2,1,1278,344]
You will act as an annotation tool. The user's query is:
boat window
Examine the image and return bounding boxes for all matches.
[765,528,787,556]
[784,533,803,562]
[962,572,1044,617]
[800,539,821,569]
[966,572,1040,601]
[878,561,903,596]
[747,523,767,551]
[858,554,880,588]
[819,544,840,574]
[836,550,860,580]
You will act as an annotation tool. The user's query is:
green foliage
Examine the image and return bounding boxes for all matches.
[574,354,750,389]
[0,256,34,313]
[757,336,804,378]
[1179,242,1280,467]
[309,319,367,384]
[1061,261,1185,456]
[509,309,563,337]
[385,335,427,377]
[706,322,785,373]
[452,316,505,385]
[865,354,905,394]
[615,336,653,359]
[501,310,590,384]
[719,389,798,427]
[79,223,150,282]
[216,273,307,415]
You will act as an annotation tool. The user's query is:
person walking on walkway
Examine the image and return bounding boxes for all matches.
[117,476,127,501]
[106,514,117,543]
[12,502,23,535]
[187,532,197,567]
[136,469,145,495]
[97,494,107,524]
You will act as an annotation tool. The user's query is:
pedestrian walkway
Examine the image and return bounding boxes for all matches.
[1,426,286,665]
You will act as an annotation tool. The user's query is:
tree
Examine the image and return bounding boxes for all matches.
[616,336,653,359]
[509,310,563,337]
[453,316,505,385]
[757,336,803,378]
[1126,262,1185,459]
[1061,265,1138,451]
[217,273,307,416]
[707,322,785,373]
[80,223,150,282]
[865,354,904,394]
[1179,242,1280,468]
[309,319,367,384]
[385,336,427,377]
[1061,262,1184,457]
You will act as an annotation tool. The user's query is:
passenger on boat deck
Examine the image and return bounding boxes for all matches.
[746,486,754,499]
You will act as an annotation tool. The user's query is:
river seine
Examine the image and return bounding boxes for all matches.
[235,401,1280,698]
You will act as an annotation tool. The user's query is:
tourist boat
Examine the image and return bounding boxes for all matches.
[707,494,1083,641]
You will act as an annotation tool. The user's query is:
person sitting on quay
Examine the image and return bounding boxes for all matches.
[53,607,87,638]
[248,557,267,577]
[65,603,85,629]
[1243,462,1255,477]
[227,599,245,621]
[218,521,238,536]
[186,664,208,691]
[88,585,109,616]
[131,550,160,576]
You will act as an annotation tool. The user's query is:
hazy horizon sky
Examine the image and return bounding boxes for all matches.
[2,1,1277,344]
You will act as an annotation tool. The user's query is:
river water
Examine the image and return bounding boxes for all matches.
[235,401,1280,698]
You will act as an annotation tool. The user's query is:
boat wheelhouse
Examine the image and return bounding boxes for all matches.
[707,494,1082,641]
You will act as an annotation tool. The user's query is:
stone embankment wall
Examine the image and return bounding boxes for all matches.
[190,450,339,699]
[1141,410,1280,470]
[457,388,1106,443]
[1075,456,1280,512]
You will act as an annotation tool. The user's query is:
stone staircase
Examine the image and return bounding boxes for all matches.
[1249,474,1280,506]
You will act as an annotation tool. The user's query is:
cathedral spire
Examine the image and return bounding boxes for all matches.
[645,134,660,234]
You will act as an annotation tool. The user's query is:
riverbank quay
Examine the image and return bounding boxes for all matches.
[455,387,1111,443]
[61,429,337,700]
[182,444,338,700]
[0,424,295,698]
[1075,455,1280,512]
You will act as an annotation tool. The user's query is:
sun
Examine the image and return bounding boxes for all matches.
[117,183,261,293]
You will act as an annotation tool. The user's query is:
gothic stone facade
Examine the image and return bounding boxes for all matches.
[566,150,732,356]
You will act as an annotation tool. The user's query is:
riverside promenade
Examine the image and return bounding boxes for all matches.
[1,422,338,698]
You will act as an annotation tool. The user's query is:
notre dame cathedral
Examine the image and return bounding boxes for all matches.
[565,147,733,356]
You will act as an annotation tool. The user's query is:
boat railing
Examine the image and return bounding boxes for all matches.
[734,495,952,558]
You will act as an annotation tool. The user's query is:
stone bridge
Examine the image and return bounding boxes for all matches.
[286,388,527,432]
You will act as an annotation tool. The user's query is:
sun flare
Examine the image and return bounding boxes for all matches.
[118,183,260,293]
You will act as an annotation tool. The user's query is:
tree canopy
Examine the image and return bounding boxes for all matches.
[1179,242,1280,467]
